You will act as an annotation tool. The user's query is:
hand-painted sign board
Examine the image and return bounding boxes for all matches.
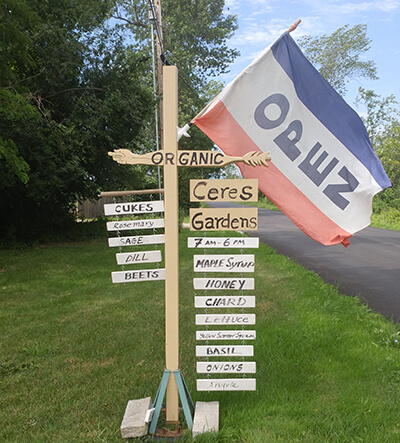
[193,278,254,290]
[104,200,164,216]
[193,255,255,273]
[108,234,165,248]
[195,296,255,308]
[189,207,258,231]
[188,237,259,249]
[197,378,256,391]
[116,250,162,265]
[190,179,258,202]
[195,314,256,325]
[107,218,165,231]
[196,330,256,341]
[112,268,165,283]
[196,361,256,373]
[108,149,269,169]
[196,345,253,357]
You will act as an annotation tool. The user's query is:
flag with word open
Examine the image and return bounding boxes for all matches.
[193,31,391,246]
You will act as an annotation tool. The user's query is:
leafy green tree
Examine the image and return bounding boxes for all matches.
[374,122,400,212]
[297,24,378,96]
[110,0,239,210]
[356,87,398,145]
[355,88,400,212]
[0,0,154,244]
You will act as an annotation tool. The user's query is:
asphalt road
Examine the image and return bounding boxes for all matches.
[208,202,400,322]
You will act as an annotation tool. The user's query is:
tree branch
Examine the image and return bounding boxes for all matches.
[111,13,148,29]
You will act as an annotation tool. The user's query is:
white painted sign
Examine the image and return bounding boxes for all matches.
[193,278,254,290]
[197,361,256,374]
[194,255,255,273]
[107,218,165,231]
[188,237,259,249]
[116,250,162,265]
[196,314,256,325]
[197,378,256,391]
[111,268,165,283]
[108,234,165,248]
[195,296,255,308]
[104,200,164,216]
[196,345,253,357]
[196,330,256,341]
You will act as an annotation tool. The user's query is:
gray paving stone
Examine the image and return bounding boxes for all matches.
[192,401,219,438]
[120,397,152,439]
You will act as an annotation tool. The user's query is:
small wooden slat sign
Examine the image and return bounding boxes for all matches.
[189,207,258,231]
[196,345,253,357]
[197,378,256,391]
[196,314,256,325]
[197,361,256,373]
[196,330,256,341]
[107,218,165,231]
[108,234,165,248]
[195,296,255,308]
[111,268,165,283]
[188,237,259,249]
[190,179,258,202]
[104,200,164,216]
[116,250,162,265]
[193,278,254,291]
[193,255,255,273]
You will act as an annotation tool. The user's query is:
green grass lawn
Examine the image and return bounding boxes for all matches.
[1,231,400,442]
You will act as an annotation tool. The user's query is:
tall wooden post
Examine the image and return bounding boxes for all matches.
[163,65,180,423]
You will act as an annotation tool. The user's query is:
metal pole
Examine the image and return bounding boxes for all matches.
[163,65,180,423]
[155,0,164,150]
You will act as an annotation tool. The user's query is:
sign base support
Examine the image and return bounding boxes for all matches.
[149,369,194,435]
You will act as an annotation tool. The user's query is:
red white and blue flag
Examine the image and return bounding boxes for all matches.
[193,31,391,246]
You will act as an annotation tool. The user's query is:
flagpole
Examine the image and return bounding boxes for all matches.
[288,19,301,33]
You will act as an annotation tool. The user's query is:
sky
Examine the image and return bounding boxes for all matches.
[220,0,400,112]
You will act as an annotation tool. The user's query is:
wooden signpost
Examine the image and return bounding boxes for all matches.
[104,65,270,435]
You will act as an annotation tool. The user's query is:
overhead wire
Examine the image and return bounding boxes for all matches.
[147,0,211,116]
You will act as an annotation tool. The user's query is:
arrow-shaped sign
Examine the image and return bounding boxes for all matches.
[108,149,270,168]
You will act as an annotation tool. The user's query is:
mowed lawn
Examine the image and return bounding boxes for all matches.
[1,230,400,442]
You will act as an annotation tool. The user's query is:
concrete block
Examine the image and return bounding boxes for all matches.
[120,397,152,439]
[192,401,219,438]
